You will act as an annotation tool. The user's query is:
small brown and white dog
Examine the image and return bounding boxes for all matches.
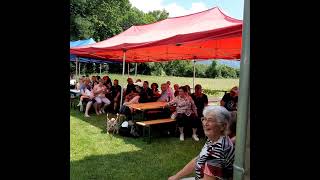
[106,113,120,134]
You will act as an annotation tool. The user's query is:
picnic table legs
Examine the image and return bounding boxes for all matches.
[141,125,151,144]
[148,126,151,144]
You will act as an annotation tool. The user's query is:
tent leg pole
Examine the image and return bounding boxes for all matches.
[100,64,102,76]
[193,59,196,93]
[128,63,129,77]
[75,57,78,80]
[233,0,250,179]
[135,63,137,76]
[120,50,126,109]
[79,62,81,77]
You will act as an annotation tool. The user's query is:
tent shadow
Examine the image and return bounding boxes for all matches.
[71,151,179,180]
[70,138,204,180]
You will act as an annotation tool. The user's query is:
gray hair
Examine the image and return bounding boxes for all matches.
[203,106,231,134]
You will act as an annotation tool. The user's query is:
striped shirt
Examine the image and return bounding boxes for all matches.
[195,136,235,180]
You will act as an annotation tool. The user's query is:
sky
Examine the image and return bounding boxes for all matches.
[129,0,244,19]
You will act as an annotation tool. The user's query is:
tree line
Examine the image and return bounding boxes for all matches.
[70,60,240,79]
[71,0,169,41]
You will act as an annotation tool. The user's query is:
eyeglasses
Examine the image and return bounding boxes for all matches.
[201,117,218,123]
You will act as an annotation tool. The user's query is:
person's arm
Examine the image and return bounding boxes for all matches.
[220,94,227,106]
[147,89,152,100]
[154,90,161,97]
[203,174,216,180]
[115,92,120,100]
[167,97,177,106]
[231,136,236,144]
[204,94,209,106]
[115,86,121,100]
[80,88,86,96]
[168,157,197,180]
[93,86,98,94]
[190,98,198,117]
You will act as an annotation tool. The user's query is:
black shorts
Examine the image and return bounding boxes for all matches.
[176,113,198,128]
[83,98,96,104]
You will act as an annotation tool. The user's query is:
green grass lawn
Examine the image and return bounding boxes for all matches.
[70,109,206,180]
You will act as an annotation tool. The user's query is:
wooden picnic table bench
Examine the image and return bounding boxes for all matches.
[136,118,176,143]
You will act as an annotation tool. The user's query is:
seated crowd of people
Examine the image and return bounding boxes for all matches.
[71,75,238,144]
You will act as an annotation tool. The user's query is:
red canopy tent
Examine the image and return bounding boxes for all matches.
[70,7,242,62]
[71,7,243,106]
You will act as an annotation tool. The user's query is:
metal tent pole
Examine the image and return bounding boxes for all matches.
[127,63,130,77]
[75,57,78,80]
[79,62,81,77]
[233,0,250,179]
[135,63,137,76]
[193,59,196,93]
[120,50,126,108]
[100,63,102,75]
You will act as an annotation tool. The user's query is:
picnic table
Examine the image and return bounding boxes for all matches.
[127,101,175,143]
[126,101,167,111]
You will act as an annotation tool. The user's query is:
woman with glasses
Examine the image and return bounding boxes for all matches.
[167,86,198,141]
[168,106,234,180]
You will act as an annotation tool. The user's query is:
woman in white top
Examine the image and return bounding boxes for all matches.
[93,79,111,114]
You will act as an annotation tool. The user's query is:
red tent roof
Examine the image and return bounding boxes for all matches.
[70,7,242,63]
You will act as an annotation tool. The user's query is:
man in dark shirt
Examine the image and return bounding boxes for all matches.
[125,77,136,95]
[191,84,208,116]
[139,81,153,103]
[110,79,121,113]
[191,84,208,137]
[220,86,239,111]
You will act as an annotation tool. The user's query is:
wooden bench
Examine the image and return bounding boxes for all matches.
[136,118,176,143]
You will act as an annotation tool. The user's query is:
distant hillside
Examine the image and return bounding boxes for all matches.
[197,59,240,69]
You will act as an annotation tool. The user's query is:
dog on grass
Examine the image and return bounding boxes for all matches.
[106,113,120,134]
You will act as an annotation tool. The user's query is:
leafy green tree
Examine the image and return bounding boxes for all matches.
[205,61,219,78]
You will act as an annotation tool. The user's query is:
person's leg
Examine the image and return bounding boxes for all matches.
[189,113,199,141]
[113,97,120,112]
[77,96,84,106]
[93,102,98,115]
[176,113,185,141]
[95,97,102,115]
[80,98,88,111]
[101,97,111,113]
[85,101,93,117]
[119,105,125,114]
[113,101,118,112]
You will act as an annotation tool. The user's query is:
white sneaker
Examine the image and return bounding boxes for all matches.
[79,106,83,112]
[101,109,105,114]
[192,134,199,141]
[180,133,184,141]
[85,114,90,117]
[99,110,103,114]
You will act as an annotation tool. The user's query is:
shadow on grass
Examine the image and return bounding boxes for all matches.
[71,151,174,180]
[71,108,206,179]
[70,138,203,180]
